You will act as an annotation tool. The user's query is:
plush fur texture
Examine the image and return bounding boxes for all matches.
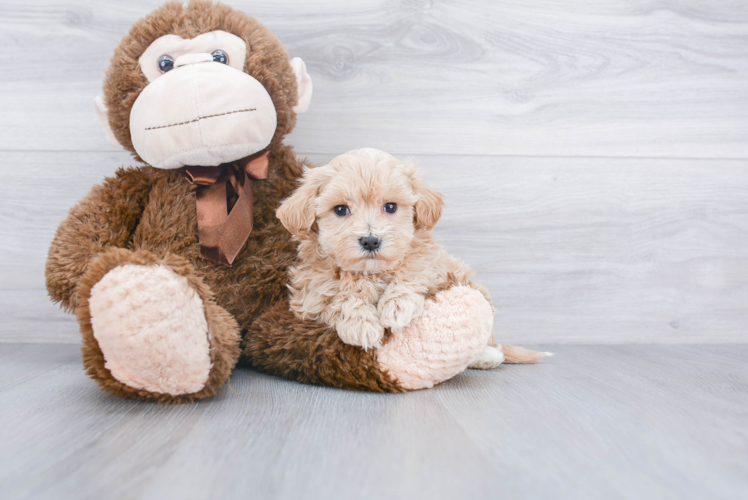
[45,1,544,402]
[102,0,299,160]
[377,286,494,390]
[74,248,241,403]
[278,148,549,371]
[277,148,493,349]
[90,264,212,395]
[244,299,403,393]
[46,1,408,401]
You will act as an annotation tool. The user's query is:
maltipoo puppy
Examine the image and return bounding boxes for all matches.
[276,148,548,367]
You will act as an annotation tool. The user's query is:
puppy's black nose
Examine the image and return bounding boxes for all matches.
[359,235,381,252]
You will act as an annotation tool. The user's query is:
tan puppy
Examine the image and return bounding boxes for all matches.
[277,148,548,367]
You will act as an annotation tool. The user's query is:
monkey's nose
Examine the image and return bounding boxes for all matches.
[359,235,381,252]
[175,53,213,67]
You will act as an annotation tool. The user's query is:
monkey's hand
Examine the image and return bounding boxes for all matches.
[378,288,425,331]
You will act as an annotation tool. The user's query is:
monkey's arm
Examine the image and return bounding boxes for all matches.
[46,167,152,311]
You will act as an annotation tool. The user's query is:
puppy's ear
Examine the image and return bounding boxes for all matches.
[277,165,333,236]
[405,161,444,230]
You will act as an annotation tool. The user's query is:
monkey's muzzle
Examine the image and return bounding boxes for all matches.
[129,56,277,169]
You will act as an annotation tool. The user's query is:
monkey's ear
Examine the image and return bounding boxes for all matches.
[94,96,123,148]
[277,165,332,236]
[405,161,444,230]
[290,57,313,114]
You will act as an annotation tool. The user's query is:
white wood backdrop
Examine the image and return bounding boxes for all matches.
[1,0,747,343]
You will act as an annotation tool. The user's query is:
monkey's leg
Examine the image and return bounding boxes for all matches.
[76,248,241,403]
[244,285,494,392]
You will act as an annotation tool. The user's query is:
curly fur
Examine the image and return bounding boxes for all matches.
[45,1,545,402]
[245,300,403,392]
[277,148,493,350]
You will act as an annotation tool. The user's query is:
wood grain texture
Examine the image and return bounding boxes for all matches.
[0,0,746,157]
[0,343,746,500]
[4,151,747,343]
[1,0,747,344]
[0,343,79,391]
[405,154,748,344]
[3,2,746,495]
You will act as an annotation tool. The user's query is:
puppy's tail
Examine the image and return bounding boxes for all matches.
[501,344,553,364]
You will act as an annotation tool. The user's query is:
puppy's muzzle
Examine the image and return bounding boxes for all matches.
[359,235,381,252]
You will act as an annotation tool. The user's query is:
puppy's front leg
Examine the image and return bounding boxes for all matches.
[334,298,385,350]
[378,283,426,331]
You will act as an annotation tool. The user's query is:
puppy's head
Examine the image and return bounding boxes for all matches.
[277,148,444,272]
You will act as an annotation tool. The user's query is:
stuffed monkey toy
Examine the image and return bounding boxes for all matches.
[45,0,527,403]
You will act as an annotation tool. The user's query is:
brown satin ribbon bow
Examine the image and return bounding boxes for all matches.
[184,149,270,266]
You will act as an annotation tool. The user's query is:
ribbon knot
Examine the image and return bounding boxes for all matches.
[185,149,270,266]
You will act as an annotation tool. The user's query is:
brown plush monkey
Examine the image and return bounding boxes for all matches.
[45,0,531,403]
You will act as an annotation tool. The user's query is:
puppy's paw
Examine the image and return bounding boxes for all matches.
[469,345,505,370]
[336,315,385,350]
[378,291,425,330]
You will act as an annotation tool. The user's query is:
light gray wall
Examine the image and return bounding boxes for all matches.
[1,0,747,343]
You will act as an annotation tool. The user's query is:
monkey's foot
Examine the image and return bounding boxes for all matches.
[89,264,212,395]
[77,248,240,402]
[377,285,493,390]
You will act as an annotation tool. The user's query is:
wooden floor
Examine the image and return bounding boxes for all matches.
[0,343,746,500]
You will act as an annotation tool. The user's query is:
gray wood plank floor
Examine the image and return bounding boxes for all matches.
[2,3,746,498]
[0,343,746,500]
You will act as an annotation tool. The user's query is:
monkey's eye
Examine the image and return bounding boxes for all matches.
[383,202,397,214]
[211,50,229,64]
[158,54,174,73]
[334,205,350,217]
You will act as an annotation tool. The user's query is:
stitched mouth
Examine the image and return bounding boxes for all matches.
[145,108,256,131]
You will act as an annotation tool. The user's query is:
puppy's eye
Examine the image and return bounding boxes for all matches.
[211,50,229,64]
[383,202,397,214]
[158,54,174,73]
[334,205,350,217]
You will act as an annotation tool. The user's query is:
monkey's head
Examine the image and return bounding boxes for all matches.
[95,0,312,169]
